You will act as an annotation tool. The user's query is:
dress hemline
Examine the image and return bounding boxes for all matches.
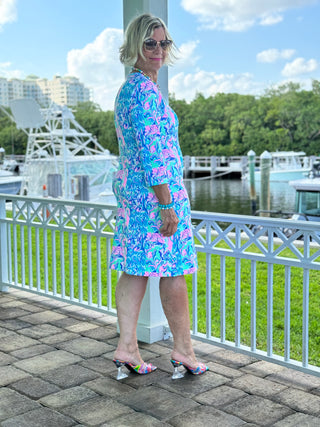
[110,265,197,277]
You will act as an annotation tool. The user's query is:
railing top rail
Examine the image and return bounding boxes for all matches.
[2,194,320,232]
[191,209,320,230]
[0,193,117,211]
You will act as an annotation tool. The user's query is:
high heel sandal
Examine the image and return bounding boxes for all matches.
[170,359,209,379]
[113,359,157,380]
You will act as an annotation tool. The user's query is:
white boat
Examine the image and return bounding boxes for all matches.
[246,151,312,182]
[0,170,23,195]
[289,174,320,222]
[2,99,118,203]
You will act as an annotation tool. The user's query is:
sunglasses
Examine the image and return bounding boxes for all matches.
[144,39,173,51]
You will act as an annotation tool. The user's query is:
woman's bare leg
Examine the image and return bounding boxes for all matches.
[113,272,148,365]
[160,275,198,367]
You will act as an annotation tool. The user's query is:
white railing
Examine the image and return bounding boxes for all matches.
[190,210,320,377]
[0,195,119,315]
[1,194,320,377]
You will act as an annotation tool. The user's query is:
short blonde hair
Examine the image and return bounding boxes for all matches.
[119,13,177,66]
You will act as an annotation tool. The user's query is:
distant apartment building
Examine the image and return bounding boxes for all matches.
[0,75,91,107]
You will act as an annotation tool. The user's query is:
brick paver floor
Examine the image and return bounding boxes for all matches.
[1,288,320,426]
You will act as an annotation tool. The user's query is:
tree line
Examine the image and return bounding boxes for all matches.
[1,80,320,157]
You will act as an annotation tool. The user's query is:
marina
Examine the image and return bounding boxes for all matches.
[183,153,319,181]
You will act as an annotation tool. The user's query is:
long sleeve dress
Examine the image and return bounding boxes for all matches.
[109,71,197,277]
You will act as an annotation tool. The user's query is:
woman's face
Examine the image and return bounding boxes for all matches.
[136,26,168,75]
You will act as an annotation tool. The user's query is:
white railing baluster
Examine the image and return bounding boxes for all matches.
[87,235,92,306]
[267,263,274,356]
[302,268,309,367]
[206,222,212,338]
[52,230,57,296]
[192,269,198,335]
[0,200,8,292]
[27,225,33,290]
[97,236,102,308]
[69,233,74,301]
[13,221,18,286]
[284,265,291,361]
[36,228,40,291]
[20,225,25,287]
[7,225,12,284]
[43,227,48,293]
[235,258,241,347]
[78,233,83,303]
[60,231,65,298]
[251,260,257,352]
[220,255,226,343]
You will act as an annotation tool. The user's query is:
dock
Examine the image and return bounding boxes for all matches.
[184,156,247,178]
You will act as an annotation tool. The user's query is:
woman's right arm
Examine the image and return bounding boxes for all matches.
[130,82,178,236]
[152,183,179,237]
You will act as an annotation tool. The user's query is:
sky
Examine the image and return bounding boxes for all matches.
[0,0,320,110]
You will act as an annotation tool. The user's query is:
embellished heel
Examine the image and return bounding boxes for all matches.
[113,359,157,380]
[170,360,185,380]
[170,359,209,379]
[113,360,128,380]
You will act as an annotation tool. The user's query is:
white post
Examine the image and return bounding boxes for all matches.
[0,199,9,292]
[137,277,169,343]
[123,0,170,343]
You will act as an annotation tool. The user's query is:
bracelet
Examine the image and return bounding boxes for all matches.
[159,200,174,210]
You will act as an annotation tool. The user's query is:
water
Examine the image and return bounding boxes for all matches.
[184,178,296,215]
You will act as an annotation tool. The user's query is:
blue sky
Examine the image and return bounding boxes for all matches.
[1,0,320,110]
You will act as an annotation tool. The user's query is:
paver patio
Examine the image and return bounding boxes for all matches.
[1,288,320,426]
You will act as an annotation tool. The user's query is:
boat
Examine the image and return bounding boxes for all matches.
[245,151,313,182]
[1,99,118,204]
[289,174,320,222]
[0,170,23,196]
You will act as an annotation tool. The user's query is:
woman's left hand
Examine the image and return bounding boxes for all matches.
[159,208,179,237]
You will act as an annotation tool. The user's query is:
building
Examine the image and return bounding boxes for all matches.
[0,75,91,107]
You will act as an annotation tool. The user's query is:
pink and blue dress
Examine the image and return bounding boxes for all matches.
[110,71,197,277]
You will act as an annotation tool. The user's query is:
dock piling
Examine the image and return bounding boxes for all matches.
[248,150,256,214]
[260,150,272,217]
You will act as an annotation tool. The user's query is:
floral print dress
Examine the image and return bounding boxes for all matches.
[109,72,197,277]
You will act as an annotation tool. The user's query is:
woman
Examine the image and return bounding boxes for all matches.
[110,13,208,380]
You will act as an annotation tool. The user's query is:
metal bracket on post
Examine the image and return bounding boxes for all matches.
[0,199,9,292]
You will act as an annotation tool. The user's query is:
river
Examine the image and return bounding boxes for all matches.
[184,178,296,216]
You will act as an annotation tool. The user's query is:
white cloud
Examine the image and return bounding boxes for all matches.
[0,0,17,31]
[181,0,317,31]
[272,76,315,91]
[282,57,318,77]
[257,48,296,63]
[67,28,124,110]
[174,40,200,69]
[259,13,283,26]
[169,70,265,102]
[0,61,23,78]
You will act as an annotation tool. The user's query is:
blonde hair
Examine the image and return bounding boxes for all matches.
[119,13,177,66]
